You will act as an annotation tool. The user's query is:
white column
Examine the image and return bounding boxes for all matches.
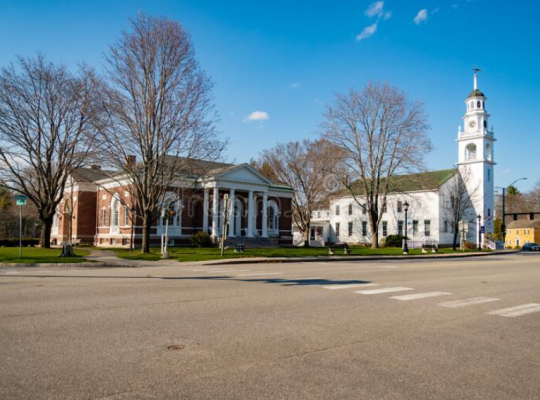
[228,189,235,237]
[247,190,254,237]
[262,193,268,238]
[203,189,209,233]
[211,187,219,237]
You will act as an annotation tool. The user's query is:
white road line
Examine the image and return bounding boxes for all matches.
[355,287,414,295]
[391,291,452,301]
[324,283,380,290]
[488,304,540,318]
[237,272,284,277]
[438,297,500,308]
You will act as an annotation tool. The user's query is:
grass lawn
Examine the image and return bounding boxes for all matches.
[0,247,90,264]
[112,246,486,263]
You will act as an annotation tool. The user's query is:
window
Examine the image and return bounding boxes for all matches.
[362,221,367,237]
[317,211,321,218]
[465,143,477,160]
[335,204,340,216]
[335,223,340,237]
[477,101,481,109]
[382,221,388,237]
[99,238,104,244]
[348,222,353,237]
[397,201,403,213]
[382,201,387,214]
[487,169,491,182]
[122,238,128,246]
[124,206,130,226]
[348,203,353,215]
[444,220,448,233]
[101,208,107,226]
[487,208,491,218]
[362,204,367,215]
[112,201,120,227]
[413,220,419,236]
[398,220,404,236]
[424,220,431,237]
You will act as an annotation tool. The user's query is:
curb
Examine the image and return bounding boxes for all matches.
[202,250,519,266]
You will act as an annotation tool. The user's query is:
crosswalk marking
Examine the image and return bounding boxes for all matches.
[238,272,283,277]
[324,283,379,290]
[438,297,500,308]
[391,292,452,301]
[355,287,413,295]
[488,304,540,318]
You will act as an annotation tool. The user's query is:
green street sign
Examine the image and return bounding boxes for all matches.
[14,195,27,206]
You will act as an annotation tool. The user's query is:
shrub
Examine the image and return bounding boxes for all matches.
[463,241,476,250]
[191,231,212,248]
[0,238,40,247]
[383,235,405,248]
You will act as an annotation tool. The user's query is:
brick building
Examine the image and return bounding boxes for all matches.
[51,159,294,248]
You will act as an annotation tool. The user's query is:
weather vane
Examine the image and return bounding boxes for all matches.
[473,65,482,74]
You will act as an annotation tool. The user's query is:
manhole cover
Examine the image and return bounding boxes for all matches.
[167,345,185,351]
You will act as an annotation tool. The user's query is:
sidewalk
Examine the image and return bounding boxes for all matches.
[0,249,518,269]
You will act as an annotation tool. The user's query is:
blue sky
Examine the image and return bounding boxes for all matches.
[1,0,539,191]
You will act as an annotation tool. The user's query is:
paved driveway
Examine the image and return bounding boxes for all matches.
[1,253,539,399]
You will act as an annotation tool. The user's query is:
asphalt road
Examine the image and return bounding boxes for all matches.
[1,253,539,400]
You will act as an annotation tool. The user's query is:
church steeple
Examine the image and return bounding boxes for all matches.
[456,67,496,239]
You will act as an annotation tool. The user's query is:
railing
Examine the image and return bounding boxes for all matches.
[403,239,439,250]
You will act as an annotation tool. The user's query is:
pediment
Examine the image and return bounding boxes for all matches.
[216,164,271,185]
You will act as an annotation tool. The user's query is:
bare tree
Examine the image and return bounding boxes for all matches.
[0,55,98,248]
[441,168,479,250]
[96,13,224,253]
[256,139,340,246]
[322,82,432,248]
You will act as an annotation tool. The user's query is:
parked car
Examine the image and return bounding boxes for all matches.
[522,243,540,252]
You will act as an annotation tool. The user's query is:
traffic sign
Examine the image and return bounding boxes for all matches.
[480,226,485,234]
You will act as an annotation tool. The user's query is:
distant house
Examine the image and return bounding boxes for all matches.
[505,220,540,248]
[51,159,294,248]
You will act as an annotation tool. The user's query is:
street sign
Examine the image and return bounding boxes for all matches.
[14,195,27,206]
[480,226,485,234]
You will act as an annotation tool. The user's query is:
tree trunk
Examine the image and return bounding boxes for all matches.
[369,210,379,249]
[452,230,459,251]
[141,210,152,254]
[303,221,311,247]
[40,218,52,249]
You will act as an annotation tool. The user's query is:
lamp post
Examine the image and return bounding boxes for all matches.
[477,214,482,251]
[403,201,410,255]
[497,177,527,247]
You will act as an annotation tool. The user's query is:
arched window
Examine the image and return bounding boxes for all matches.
[471,101,474,109]
[477,101,481,109]
[486,143,492,161]
[465,143,477,160]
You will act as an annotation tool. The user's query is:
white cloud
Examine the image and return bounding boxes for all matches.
[290,82,300,89]
[244,111,269,122]
[414,9,428,25]
[356,22,378,41]
[383,11,392,20]
[431,7,440,14]
[365,1,384,18]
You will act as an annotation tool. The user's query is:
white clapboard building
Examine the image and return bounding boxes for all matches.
[305,73,495,247]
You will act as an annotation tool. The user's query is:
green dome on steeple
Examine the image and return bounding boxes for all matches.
[468,88,486,98]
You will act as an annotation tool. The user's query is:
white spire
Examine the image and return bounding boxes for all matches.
[473,66,481,90]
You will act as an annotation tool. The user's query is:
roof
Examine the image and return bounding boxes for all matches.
[341,169,458,197]
[468,89,486,98]
[507,220,540,230]
[71,167,115,183]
